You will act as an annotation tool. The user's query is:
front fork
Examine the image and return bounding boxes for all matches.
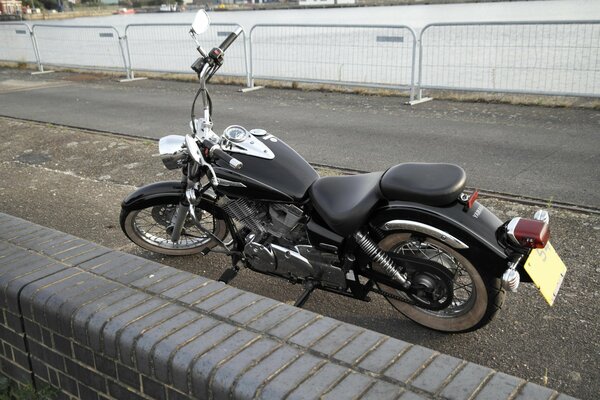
[169,203,189,242]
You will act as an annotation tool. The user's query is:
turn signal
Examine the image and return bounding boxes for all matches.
[506,217,549,249]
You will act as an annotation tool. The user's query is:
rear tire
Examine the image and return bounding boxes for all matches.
[120,199,228,256]
[375,232,505,333]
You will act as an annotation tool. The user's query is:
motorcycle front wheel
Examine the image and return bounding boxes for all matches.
[120,199,228,256]
[375,232,505,333]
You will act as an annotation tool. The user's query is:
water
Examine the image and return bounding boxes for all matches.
[24,0,600,34]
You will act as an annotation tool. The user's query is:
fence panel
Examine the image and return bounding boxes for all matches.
[31,25,128,74]
[418,21,600,97]
[124,23,247,78]
[0,23,37,64]
[250,24,417,92]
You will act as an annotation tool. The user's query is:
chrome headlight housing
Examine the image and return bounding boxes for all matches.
[159,135,188,170]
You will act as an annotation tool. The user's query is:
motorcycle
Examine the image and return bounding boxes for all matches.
[120,11,567,333]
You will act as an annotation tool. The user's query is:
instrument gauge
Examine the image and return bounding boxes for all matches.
[223,125,249,143]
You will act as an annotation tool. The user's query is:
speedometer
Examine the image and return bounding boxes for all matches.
[223,125,249,143]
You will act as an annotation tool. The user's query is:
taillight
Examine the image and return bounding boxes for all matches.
[506,217,550,249]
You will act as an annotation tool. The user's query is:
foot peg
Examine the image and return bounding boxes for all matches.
[218,267,239,284]
[294,281,317,308]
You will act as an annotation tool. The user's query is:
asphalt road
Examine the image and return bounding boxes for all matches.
[0,68,599,209]
[0,118,598,399]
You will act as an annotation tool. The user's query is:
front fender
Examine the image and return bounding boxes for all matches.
[371,200,509,276]
[121,181,186,212]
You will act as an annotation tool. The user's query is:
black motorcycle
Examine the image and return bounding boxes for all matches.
[120,11,567,332]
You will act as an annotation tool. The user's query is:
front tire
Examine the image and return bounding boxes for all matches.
[375,232,505,333]
[120,199,228,256]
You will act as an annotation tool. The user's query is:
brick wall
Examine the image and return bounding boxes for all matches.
[0,213,573,400]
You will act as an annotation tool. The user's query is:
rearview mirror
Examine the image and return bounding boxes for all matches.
[191,10,210,35]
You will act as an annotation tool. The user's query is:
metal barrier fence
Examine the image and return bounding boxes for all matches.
[124,23,248,83]
[417,21,600,98]
[1,20,599,100]
[31,25,128,75]
[249,24,417,99]
[0,23,38,65]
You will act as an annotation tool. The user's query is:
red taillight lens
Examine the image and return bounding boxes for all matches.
[506,217,550,249]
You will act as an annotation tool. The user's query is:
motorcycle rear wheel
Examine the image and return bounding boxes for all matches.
[120,200,228,256]
[376,232,504,333]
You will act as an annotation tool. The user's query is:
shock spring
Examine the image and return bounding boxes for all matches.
[354,231,409,287]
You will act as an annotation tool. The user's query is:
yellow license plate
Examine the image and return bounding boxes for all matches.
[524,242,567,306]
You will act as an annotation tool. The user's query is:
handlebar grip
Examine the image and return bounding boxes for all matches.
[219,27,243,52]
[213,148,243,170]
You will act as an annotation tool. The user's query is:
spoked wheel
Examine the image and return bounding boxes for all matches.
[375,233,504,333]
[120,201,228,256]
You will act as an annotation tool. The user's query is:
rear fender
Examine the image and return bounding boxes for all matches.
[371,200,510,277]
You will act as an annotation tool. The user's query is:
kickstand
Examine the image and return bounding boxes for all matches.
[294,281,318,308]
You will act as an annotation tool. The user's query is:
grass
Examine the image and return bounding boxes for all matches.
[0,376,57,400]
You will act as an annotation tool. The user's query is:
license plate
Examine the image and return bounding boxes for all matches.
[524,242,567,306]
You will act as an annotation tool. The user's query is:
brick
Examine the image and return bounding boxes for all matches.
[440,362,493,400]
[171,328,255,393]
[383,345,437,383]
[41,238,87,257]
[166,387,194,400]
[117,363,141,391]
[77,383,100,400]
[151,316,222,382]
[332,329,383,365]
[58,371,79,396]
[72,343,94,367]
[32,357,50,382]
[211,292,262,319]
[12,346,29,369]
[359,337,411,374]
[361,380,404,400]
[246,303,296,331]
[228,297,280,325]
[71,288,140,345]
[80,252,137,275]
[113,262,163,286]
[191,286,246,312]
[172,280,224,304]
[129,266,179,290]
[99,298,168,356]
[94,353,117,378]
[107,381,145,400]
[199,338,279,399]
[133,310,199,374]
[33,272,88,326]
[97,256,152,281]
[322,371,375,399]
[286,363,348,400]
[514,382,556,400]
[2,263,68,313]
[475,372,524,400]
[311,324,363,357]
[63,246,111,266]
[268,310,318,339]
[65,359,106,392]
[144,272,192,295]
[142,376,166,400]
[232,346,301,399]
[0,325,26,350]
[411,354,462,393]
[20,269,82,320]
[15,230,63,248]
[257,354,324,400]
[4,310,22,332]
[5,225,46,242]
[116,303,184,364]
[0,359,32,384]
[52,333,72,357]
[289,318,340,348]
[399,391,430,400]
[84,292,152,350]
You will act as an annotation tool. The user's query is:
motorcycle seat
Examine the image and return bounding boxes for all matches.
[380,163,466,206]
[310,172,384,237]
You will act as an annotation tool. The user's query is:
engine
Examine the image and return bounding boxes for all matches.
[219,197,346,289]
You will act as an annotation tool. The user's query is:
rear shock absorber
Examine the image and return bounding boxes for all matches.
[354,231,410,288]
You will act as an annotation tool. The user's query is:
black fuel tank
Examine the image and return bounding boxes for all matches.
[214,136,319,203]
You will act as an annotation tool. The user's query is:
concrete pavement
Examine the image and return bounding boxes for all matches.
[0,68,599,208]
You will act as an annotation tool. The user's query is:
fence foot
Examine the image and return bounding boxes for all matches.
[406,97,433,106]
[31,70,54,75]
[119,77,148,83]
[239,86,264,93]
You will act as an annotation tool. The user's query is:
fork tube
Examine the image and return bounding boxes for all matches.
[170,204,189,242]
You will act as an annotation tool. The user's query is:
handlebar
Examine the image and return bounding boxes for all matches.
[219,27,243,52]
[203,139,243,170]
